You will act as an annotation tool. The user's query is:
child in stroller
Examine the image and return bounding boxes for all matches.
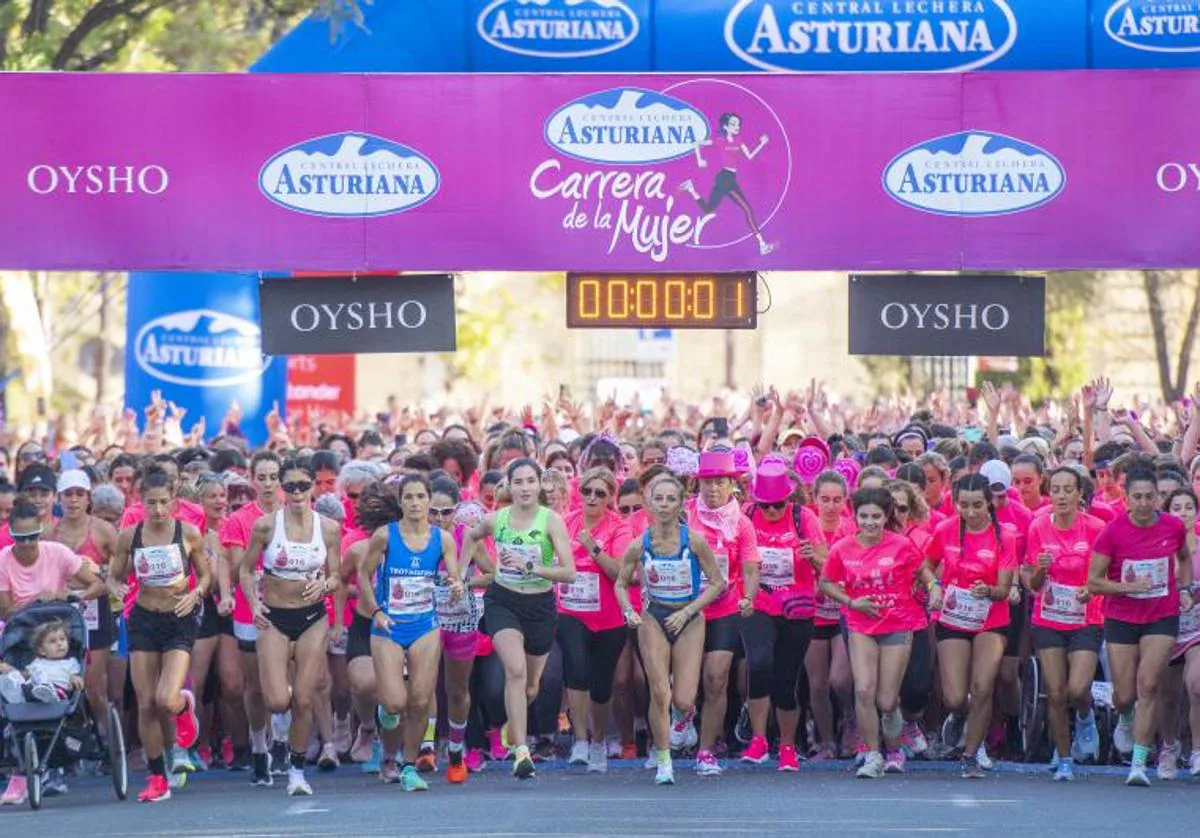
[0,619,83,705]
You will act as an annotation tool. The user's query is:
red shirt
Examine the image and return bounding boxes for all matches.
[560,509,633,631]
[1024,512,1105,630]
[823,531,926,635]
[1094,512,1187,625]
[750,504,818,619]
[927,518,1018,632]
[685,498,759,621]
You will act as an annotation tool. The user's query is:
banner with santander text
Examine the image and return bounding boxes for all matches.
[1,71,1198,272]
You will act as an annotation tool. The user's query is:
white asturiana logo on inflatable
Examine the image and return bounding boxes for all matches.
[259,132,440,218]
[135,309,271,388]
[1104,0,1200,53]
[531,88,716,261]
[724,0,1018,72]
[882,131,1065,217]
[477,0,640,58]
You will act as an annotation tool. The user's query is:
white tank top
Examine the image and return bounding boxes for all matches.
[262,510,327,582]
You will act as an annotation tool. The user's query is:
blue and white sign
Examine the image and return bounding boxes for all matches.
[654,0,1087,71]
[544,88,711,164]
[1093,0,1200,66]
[470,0,651,70]
[125,272,286,446]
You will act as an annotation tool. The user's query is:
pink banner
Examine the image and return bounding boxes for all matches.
[0,71,1197,271]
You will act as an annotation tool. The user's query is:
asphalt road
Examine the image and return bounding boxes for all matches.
[2,760,1198,837]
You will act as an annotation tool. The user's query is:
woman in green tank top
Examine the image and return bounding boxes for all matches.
[460,458,575,781]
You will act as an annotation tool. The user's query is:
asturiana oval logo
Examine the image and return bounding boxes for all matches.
[477,0,639,58]
[1104,0,1200,53]
[135,309,271,388]
[259,132,439,218]
[882,131,1066,217]
[724,0,1017,72]
[544,88,711,165]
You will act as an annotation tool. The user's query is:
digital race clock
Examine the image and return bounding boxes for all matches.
[565,273,758,329]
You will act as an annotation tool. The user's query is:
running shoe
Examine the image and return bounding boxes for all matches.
[513,754,536,780]
[174,689,199,750]
[1126,764,1151,787]
[587,742,608,774]
[1071,712,1100,762]
[695,750,722,777]
[270,741,289,776]
[380,760,401,784]
[884,749,907,774]
[976,744,994,771]
[569,740,589,766]
[670,711,697,751]
[401,763,428,792]
[361,738,382,775]
[1190,750,1200,778]
[415,746,437,773]
[0,774,28,806]
[305,734,322,764]
[1048,749,1061,771]
[856,751,885,779]
[489,727,511,762]
[1053,761,1076,782]
[446,755,468,785]
[606,736,622,759]
[464,748,486,774]
[137,774,171,803]
[961,756,985,779]
[221,736,235,768]
[1113,714,1135,756]
[332,715,352,756]
[655,760,675,785]
[532,737,557,762]
[734,704,753,746]
[901,721,929,758]
[941,714,965,753]
[377,707,401,732]
[251,751,273,786]
[621,743,638,761]
[286,767,313,796]
[195,745,212,771]
[44,767,69,796]
[1158,741,1181,781]
[318,743,339,771]
[229,746,251,772]
[853,743,869,767]
[166,768,187,791]
[350,726,376,763]
[171,745,196,774]
[557,712,571,736]
[841,720,862,758]
[808,743,837,762]
[778,744,801,772]
[644,752,658,770]
[741,735,770,764]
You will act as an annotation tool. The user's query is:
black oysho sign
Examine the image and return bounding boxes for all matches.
[259,274,456,355]
[848,274,1045,357]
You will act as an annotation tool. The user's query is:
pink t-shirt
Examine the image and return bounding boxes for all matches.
[750,504,817,619]
[823,531,925,636]
[0,542,83,609]
[560,509,633,632]
[685,498,759,621]
[1094,512,1187,625]
[995,500,1034,566]
[812,516,857,625]
[927,518,1018,632]
[1024,513,1105,630]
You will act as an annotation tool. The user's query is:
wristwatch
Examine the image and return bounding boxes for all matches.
[590,544,602,558]
[524,559,535,576]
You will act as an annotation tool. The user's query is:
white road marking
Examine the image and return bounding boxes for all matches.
[283,800,330,815]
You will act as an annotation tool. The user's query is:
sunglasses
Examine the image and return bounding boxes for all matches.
[581,488,609,500]
[429,506,456,517]
[757,501,787,511]
[19,451,45,463]
[12,529,42,542]
[346,491,361,501]
[618,503,642,515]
[895,504,909,513]
[282,481,313,495]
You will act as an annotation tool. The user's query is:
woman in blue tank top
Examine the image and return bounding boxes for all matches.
[615,473,725,786]
[358,475,462,793]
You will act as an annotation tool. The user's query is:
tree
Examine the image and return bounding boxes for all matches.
[1012,271,1097,403]
[1141,269,1200,403]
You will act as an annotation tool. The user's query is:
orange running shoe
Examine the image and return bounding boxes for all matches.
[416,748,437,773]
[137,774,171,803]
[446,756,468,784]
[621,743,637,761]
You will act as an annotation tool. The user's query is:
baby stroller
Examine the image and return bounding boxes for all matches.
[0,600,128,809]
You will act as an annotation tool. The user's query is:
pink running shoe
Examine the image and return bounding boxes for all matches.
[0,774,28,806]
[174,689,199,750]
[778,744,801,772]
[741,735,770,764]
[464,748,486,773]
[885,749,907,774]
[488,727,510,762]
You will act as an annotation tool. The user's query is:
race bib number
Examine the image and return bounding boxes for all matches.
[644,558,695,602]
[435,581,473,621]
[270,544,321,580]
[939,584,989,632]
[386,576,435,616]
[78,598,99,631]
[134,544,185,587]
[496,543,544,587]
[1124,557,1169,600]
[1041,582,1086,626]
[758,547,794,589]
[559,571,601,613]
[700,554,730,594]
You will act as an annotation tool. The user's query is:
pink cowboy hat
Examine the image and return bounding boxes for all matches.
[751,462,797,504]
[697,450,739,480]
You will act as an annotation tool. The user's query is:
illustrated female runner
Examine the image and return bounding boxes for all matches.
[679,112,776,256]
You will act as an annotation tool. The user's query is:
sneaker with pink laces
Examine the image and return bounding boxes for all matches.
[0,774,28,806]
[885,749,907,773]
[778,744,801,772]
[741,735,770,764]
[464,748,486,773]
[901,721,928,757]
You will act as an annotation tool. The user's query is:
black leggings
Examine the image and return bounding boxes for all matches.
[557,614,627,705]
[899,627,935,716]
[741,611,813,709]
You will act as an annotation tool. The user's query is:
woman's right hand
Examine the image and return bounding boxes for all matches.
[216,596,234,617]
[849,596,879,617]
[251,600,271,630]
[372,610,394,633]
[624,608,642,629]
[663,607,691,635]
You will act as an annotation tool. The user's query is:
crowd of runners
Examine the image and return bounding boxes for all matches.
[1,377,1199,803]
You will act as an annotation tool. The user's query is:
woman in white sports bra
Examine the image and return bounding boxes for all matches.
[240,458,341,797]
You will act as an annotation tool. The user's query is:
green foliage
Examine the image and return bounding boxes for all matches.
[1012,272,1097,403]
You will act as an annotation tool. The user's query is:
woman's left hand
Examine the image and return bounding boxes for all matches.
[302,577,328,604]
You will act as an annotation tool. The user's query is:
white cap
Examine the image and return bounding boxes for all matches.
[57,469,92,494]
[979,460,1012,491]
